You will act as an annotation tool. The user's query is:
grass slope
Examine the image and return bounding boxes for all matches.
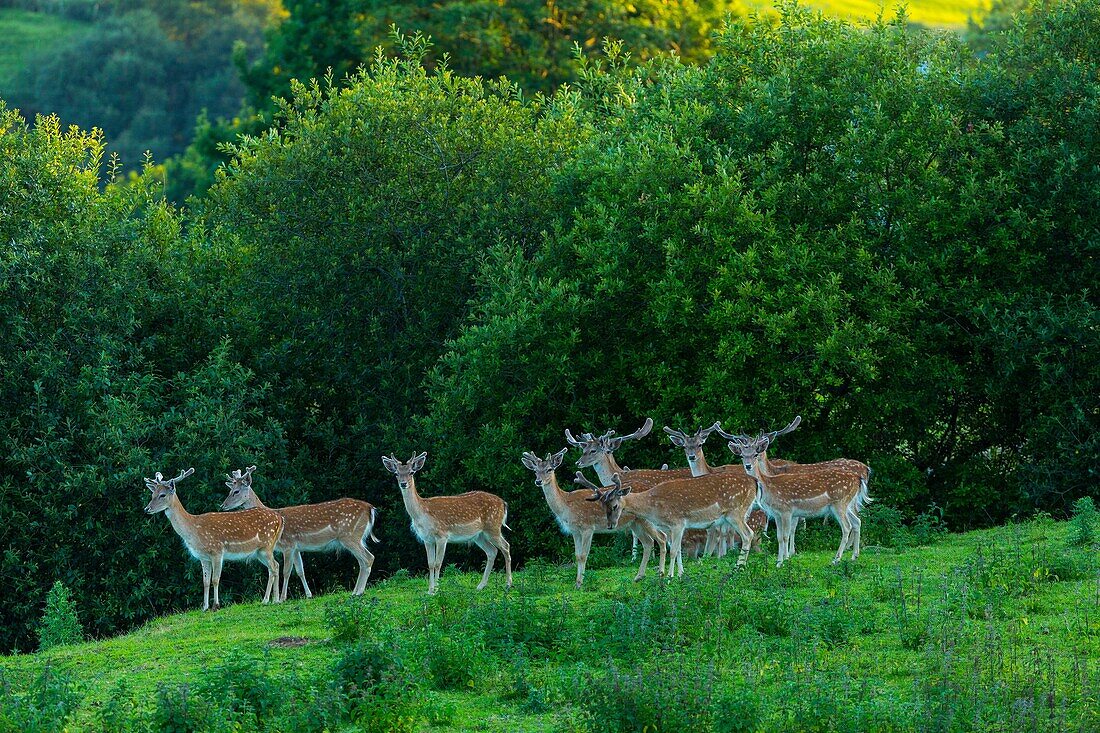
[2,518,1097,731]
[0,10,86,92]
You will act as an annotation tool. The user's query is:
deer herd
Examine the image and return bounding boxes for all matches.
[143,415,870,609]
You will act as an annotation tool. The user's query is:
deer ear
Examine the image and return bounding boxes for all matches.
[550,448,567,469]
[667,433,685,447]
[381,456,398,473]
[410,452,427,472]
[520,453,537,470]
[585,491,603,502]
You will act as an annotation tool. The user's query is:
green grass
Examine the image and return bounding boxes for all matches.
[750,0,987,28]
[0,9,87,93]
[2,518,1098,731]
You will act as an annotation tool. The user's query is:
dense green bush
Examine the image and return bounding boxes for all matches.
[36,582,82,651]
[0,109,290,652]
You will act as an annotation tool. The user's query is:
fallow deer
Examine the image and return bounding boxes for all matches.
[663,422,760,556]
[576,470,758,575]
[566,418,693,493]
[727,432,867,567]
[144,468,283,610]
[717,416,871,558]
[521,448,666,586]
[382,452,512,593]
[220,466,380,601]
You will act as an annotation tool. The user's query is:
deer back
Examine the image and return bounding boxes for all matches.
[185,508,284,557]
[275,498,375,545]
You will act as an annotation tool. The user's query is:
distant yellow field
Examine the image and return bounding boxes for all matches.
[748,0,989,28]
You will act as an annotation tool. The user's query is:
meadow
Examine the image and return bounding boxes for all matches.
[0,9,85,83]
[1,512,1096,732]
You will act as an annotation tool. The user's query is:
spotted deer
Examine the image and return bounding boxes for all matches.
[566,418,693,493]
[727,430,868,567]
[382,452,512,593]
[220,466,380,601]
[717,416,871,558]
[576,469,758,575]
[144,468,283,611]
[521,448,666,586]
[663,422,765,556]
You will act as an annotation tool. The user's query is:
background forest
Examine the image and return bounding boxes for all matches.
[0,0,1097,653]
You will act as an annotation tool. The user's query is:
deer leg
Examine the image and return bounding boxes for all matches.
[847,509,862,561]
[498,532,512,589]
[474,535,498,591]
[423,541,437,593]
[667,526,686,578]
[632,523,655,582]
[295,551,314,598]
[263,548,281,604]
[433,539,449,593]
[200,558,212,611]
[787,520,797,558]
[211,553,224,610]
[831,506,853,564]
[344,535,375,595]
[776,515,792,567]
[573,532,588,587]
[485,529,512,589]
[703,527,717,558]
[279,550,295,602]
[731,513,754,568]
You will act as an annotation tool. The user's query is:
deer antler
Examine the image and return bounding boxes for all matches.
[169,468,195,485]
[564,429,586,447]
[713,422,750,441]
[618,418,653,442]
[763,415,801,443]
[573,471,602,493]
[663,426,687,438]
[698,421,722,441]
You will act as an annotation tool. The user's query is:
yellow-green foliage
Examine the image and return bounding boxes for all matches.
[1,520,1096,731]
[748,0,986,27]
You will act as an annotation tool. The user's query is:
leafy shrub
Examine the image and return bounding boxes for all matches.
[572,656,717,733]
[0,667,79,733]
[37,582,83,651]
[192,654,282,730]
[324,596,384,643]
[713,682,763,733]
[1070,497,1097,547]
[149,682,234,733]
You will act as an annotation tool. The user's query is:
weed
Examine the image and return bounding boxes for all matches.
[37,582,82,652]
[0,666,79,733]
[1070,497,1097,548]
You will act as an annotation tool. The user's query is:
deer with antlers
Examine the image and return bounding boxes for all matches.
[220,465,380,601]
[663,422,767,556]
[717,416,871,559]
[726,423,868,567]
[382,452,512,593]
[144,468,283,610]
[576,469,758,575]
[521,448,666,586]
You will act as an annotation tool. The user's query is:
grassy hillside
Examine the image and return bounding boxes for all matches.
[1,516,1097,731]
[0,10,86,91]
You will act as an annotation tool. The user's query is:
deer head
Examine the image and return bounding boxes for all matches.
[727,434,770,477]
[576,472,631,530]
[381,452,428,490]
[663,422,721,464]
[520,448,569,486]
[220,465,258,510]
[143,468,195,514]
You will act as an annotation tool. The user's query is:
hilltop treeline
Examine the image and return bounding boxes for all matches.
[1,2,1098,651]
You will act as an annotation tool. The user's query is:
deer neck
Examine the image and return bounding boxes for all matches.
[687,449,712,477]
[164,493,200,545]
[594,454,624,485]
[244,490,269,511]
[398,475,430,523]
[539,472,570,516]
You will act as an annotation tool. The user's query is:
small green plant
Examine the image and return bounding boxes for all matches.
[324,595,383,643]
[1070,496,1097,547]
[37,581,83,651]
[0,667,79,733]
